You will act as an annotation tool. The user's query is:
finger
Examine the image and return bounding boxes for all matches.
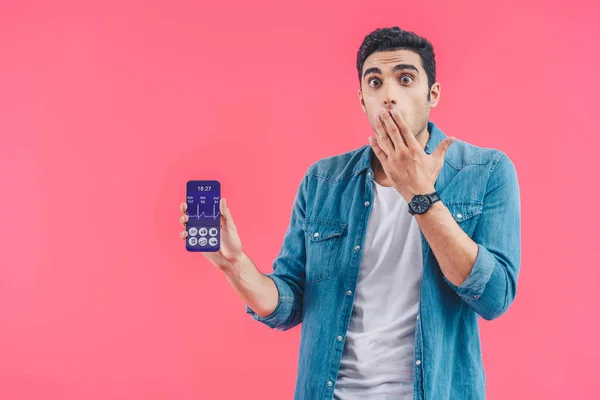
[219,198,238,233]
[431,137,456,160]
[374,116,394,156]
[219,198,228,222]
[180,230,187,239]
[389,109,419,149]
[180,214,188,228]
[379,108,406,150]
[369,136,388,162]
[180,202,187,214]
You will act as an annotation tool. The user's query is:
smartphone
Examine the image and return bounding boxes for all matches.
[185,180,221,252]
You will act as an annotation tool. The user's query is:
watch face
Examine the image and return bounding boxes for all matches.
[410,195,431,214]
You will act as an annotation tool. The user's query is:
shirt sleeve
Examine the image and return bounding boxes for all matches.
[245,173,308,331]
[443,153,522,320]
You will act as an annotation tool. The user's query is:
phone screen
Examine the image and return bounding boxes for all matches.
[185,180,220,252]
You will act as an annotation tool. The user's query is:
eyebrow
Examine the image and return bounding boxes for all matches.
[363,64,420,80]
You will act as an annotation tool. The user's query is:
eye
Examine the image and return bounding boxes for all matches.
[400,75,414,84]
[368,77,382,88]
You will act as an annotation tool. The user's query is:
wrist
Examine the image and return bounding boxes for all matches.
[407,189,440,215]
[401,186,436,203]
[220,252,246,279]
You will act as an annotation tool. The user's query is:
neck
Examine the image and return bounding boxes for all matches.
[414,125,431,150]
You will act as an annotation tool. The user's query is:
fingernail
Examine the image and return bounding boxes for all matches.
[380,107,387,114]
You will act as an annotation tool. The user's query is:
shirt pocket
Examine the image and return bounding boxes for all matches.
[445,202,483,237]
[301,218,347,285]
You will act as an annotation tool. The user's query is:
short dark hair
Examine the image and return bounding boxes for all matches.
[357,27,436,90]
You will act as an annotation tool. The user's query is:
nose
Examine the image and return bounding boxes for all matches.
[383,97,396,110]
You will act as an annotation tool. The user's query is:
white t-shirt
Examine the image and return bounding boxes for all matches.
[334,181,423,400]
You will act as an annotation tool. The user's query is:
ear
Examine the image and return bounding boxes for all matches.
[358,89,366,113]
[429,82,441,108]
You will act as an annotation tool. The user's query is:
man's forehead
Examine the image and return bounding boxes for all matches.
[364,50,421,69]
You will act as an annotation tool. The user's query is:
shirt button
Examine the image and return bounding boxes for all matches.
[367,172,372,178]
[346,290,352,296]
[416,315,419,320]
[337,335,343,341]
[474,294,480,299]
[416,360,421,366]
[354,245,361,251]
[364,201,370,206]
[457,213,463,219]
[313,232,320,238]
[327,381,333,387]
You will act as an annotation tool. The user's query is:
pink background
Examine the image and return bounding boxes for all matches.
[1,0,598,399]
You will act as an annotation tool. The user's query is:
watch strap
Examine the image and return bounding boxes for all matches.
[427,191,440,204]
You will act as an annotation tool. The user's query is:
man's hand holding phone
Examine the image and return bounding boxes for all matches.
[180,198,243,275]
[179,189,282,319]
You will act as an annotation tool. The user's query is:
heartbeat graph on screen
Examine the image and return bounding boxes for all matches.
[188,203,220,220]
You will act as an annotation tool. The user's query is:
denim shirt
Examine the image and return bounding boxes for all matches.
[245,121,521,400]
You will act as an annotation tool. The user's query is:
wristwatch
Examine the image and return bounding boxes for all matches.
[408,191,440,215]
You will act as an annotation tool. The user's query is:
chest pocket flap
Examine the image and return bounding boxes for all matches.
[301,218,346,285]
[445,202,483,236]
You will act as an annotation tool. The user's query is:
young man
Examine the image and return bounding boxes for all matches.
[179,27,521,400]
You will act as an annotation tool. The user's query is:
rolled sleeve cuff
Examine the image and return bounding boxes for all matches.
[244,274,296,329]
[443,243,496,300]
